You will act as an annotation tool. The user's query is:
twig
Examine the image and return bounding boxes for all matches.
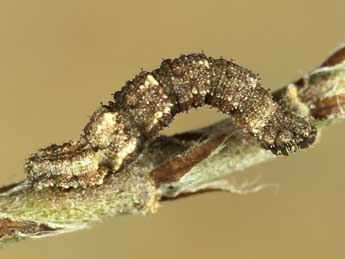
[1,45,345,246]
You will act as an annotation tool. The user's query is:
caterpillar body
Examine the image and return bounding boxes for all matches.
[25,53,317,189]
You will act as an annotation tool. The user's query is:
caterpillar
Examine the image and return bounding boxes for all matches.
[25,53,317,189]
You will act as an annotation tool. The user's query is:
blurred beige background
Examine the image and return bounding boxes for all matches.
[0,0,345,258]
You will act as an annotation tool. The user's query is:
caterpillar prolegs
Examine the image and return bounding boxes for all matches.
[25,53,317,189]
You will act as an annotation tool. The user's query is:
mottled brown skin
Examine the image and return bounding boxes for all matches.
[110,53,316,154]
[25,139,109,189]
[25,53,317,189]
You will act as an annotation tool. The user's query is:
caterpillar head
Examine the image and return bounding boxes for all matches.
[261,113,317,156]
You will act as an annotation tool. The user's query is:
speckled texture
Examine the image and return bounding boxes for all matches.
[25,53,317,189]
[111,53,316,155]
[25,140,108,189]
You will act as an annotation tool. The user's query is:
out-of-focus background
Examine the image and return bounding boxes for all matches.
[0,0,344,258]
